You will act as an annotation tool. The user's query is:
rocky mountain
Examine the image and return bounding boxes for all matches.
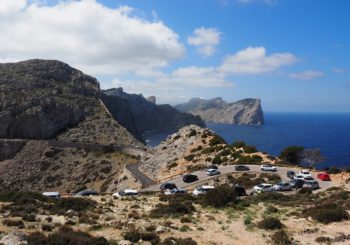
[0,59,140,146]
[101,88,206,141]
[175,97,264,125]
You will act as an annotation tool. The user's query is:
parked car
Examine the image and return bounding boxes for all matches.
[42,192,60,199]
[164,188,187,195]
[235,165,250,171]
[234,185,247,196]
[317,173,331,181]
[183,174,199,183]
[287,170,295,179]
[304,180,319,190]
[293,174,304,180]
[113,189,138,199]
[273,182,292,191]
[75,189,99,197]
[206,165,218,170]
[192,185,215,196]
[289,179,305,189]
[260,164,277,172]
[299,169,312,178]
[253,183,274,193]
[206,169,221,176]
[160,182,177,191]
[303,176,315,181]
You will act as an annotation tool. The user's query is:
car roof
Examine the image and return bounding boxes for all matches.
[201,185,215,189]
[123,189,138,193]
[42,192,60,196]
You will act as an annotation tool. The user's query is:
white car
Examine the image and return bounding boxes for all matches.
[42,192,60,199]
[164,188,187,195]
[293,174,304,180]
[273,182,292,191]
[260,164,277,172]
[253,183,274,193]
[206,169,221,176]
[192,185,215,196]
[304,180,319,190]
[113,189,138,199]
[299,169,312,178]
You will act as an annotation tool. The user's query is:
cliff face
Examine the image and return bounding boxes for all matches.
[0,59,99,139]
[101,88,206,141]
[175,97,264,125]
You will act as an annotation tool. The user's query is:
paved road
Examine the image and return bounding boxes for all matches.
[142,165,335,193]
[126,163,156,187]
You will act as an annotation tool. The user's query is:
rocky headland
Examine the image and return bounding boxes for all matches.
[175,97,264,125]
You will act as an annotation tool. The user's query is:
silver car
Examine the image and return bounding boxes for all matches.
[273,182,292,191]
[304,180,319,190]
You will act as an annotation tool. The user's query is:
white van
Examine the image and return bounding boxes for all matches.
[42,192,60,199]
[113,189,138,199]
[192,185,215,196]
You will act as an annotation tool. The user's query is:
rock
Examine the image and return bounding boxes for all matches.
[175,97,264,125]
[0,232,27,245]
[155,225,167,233]
[169,223,178,230]
[118,240,133,245]
[101,88,205,142]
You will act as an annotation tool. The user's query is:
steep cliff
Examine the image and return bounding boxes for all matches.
[175,97,264,125]
[101,88,206,141]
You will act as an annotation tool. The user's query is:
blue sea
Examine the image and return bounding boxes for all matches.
[143,112,350,169]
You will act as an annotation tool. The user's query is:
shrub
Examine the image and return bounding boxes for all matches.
[326,166,342,174]
[184,154,195,161]
[188,129,197,137]
[251,155,263,162]
[26,226,109,245]
[209,135,226,146]
[211,156,222,165]
[102,145,114,153]
[23,214,36,222]
[51,198,96,213]
[0,191,49,203]
[160,237,198,245]
[280,146,304,164]
[3,219,24,228]
[243,145,257,153]
[186,164,204,172]
[257,217,283,230]
[123,231,160,244]
[168,162,178,169]
[271,230,292,245]
[201,147,215,154]
[149,201,195,218]
[179,225,190,232]
[180,216,192,223]
[202,184,236,208]
[42,223,53,232]
[219,149,231,156]
[302,204,349,224]
[232,141,245,148]
[315,236,331,243]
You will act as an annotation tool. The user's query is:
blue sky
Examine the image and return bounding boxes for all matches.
[0,0,349,112]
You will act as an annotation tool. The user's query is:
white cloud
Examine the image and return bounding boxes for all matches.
[0,0,185,76]
[219,46,297,75]
[289,70,324,80]
[188,27,222,57]
[332,67,344,73]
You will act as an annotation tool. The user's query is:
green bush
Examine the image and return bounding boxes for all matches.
[232,141,246,148]
[26,226,109,245]
[149,201,195,218]
[180,216,192,223]
[184,154,195,161]
[209,135,226,146]
[201,147,215,154]
[123,231,160,244]
[302,204,349,224]
[2,219,24,228]
[326,166,342,174]
[211,156,222,165]
[280,146,304,164]
[243,145,257,153]
[219,149,231,156]
[271,230,292,245]
[202,184,236,208]
[257,217,283,230]
[160,237,198,245]
[188,129,197,137]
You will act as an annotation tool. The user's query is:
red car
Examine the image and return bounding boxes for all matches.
[317,173,331,181]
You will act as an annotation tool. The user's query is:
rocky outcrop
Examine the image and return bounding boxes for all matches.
[0,139,27,161]
[101,88,206,141]
[0,59,99,139]
[175,97,264,125]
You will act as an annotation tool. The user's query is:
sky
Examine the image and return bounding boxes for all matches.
[0,0,349,112]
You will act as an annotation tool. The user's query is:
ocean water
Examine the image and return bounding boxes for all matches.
[143,112,350,169]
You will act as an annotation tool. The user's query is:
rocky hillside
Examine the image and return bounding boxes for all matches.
[175,97,264,125]
[101,88,205,142]
[140,125,274,181]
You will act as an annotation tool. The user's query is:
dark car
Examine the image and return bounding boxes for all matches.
[160,182,177,191]
[183,174,199,183]
[235,165,250,171]
[75,189,99,196]
[206,165,218,170]
[289,179,304,189]
[234,185,247,196]
[287,170,295,179]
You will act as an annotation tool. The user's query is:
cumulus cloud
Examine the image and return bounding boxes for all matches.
[219,47,297,75]
[188,27,222,57]
[289,70,324,80]
[0,0,185,76]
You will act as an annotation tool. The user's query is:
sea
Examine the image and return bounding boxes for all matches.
[143,112,350,170]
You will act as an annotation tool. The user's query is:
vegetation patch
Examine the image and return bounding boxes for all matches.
[302,203,349,224]
[257,217,283,230]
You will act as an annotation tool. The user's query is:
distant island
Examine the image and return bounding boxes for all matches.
[175,97,264,125]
